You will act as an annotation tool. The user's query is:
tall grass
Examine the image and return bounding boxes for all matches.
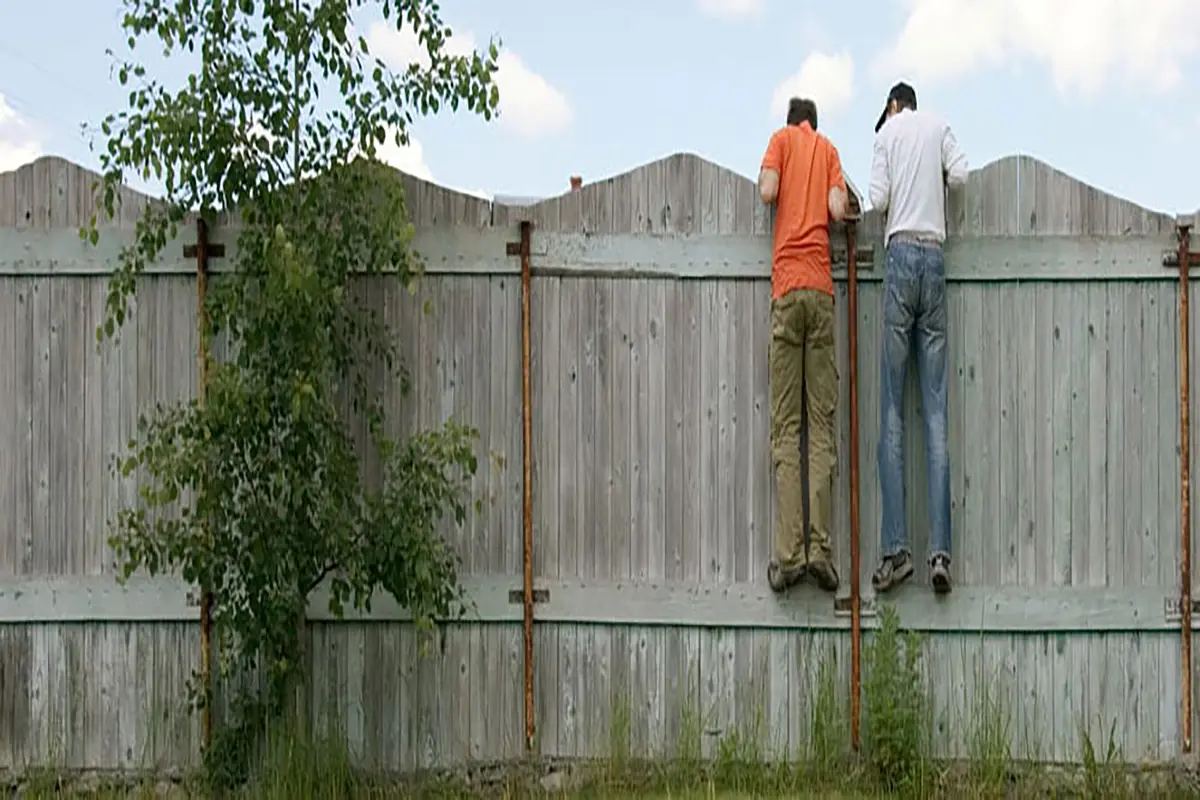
[963,644,1014,796]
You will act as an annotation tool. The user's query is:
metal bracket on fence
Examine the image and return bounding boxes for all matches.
[834,596,877,618]
[1164,596,1200,622]
[508,588,549,605]
[833,246,876,271]
[1163,250,1200,268]
[183,242,226,259]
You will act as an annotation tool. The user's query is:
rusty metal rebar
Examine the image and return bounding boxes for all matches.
[519,219,536,753]
[1180,220,1193,755]
[846,219,862,752]
[195,216,214,753]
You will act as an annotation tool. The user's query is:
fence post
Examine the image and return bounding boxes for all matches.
[845,219,862,752]
[515,219,537,752]
[1178,216,1193,756]
[184,216,224,752]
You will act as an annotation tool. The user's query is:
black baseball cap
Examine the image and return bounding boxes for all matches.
[874,81,917,133]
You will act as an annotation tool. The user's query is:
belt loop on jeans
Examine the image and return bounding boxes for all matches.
[888,231,944,249]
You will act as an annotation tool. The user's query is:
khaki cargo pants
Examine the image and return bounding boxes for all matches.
[770,287,837,572]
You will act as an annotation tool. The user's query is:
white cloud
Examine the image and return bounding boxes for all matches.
[697,0,765,20]
[366,22,572,139]
[875,0,1200,97]
[376,132,434,182]
[374,129,491,201]
[771,51,856,121]
[0,95,42,172]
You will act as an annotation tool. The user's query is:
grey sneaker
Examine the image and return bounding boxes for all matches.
[871,551,914,593]
[767,561,805,593]
[930,554,952,594]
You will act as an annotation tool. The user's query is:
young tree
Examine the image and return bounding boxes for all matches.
[85,0,499,782]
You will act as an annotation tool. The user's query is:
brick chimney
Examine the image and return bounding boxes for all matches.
[569,175,582,191]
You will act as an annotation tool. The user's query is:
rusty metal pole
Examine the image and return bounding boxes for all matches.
[846,220,862,752]
[1180,220,1193,755]
[519,219,537,753]
[195,216,214,753]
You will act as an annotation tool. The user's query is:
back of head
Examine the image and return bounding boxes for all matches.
[875,81,918,133]
[786,97,818,130]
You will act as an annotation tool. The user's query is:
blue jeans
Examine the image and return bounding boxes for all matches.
[877,240,952,562]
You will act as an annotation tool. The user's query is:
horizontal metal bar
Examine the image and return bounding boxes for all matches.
[1163,597,1200,622]
[0,228,1191,282]
[1162,251,1200,268]
[0,575,1191,633]
[182,243,226,260]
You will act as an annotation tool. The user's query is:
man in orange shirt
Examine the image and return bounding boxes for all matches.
[758,97,850,594]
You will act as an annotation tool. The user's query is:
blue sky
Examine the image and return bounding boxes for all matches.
[2,0,1198,214]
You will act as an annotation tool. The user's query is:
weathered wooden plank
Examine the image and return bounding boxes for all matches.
[749,283,770,585]
[520,232,1186,281]
[1105,282,1128,589]
[645,282,667,583]
[1085,283,1109,587]
[466,278,493,575]
[557,277,581,582]
[604,279,626,581]
[1034,290,1055,586]
[997,284,1019,585]
[4,575,1198,634]
[679,284,703,583]
[0,281,16,575]
[1051,285,1073,586]
[533,276,560,580]
[7,228,1199,282]
[486,277,510,574]
[699,283,721,581]
[1123,287,1145,590]
[960,286,984,583]
[28,279,50,574]
[715,280,736,582]
[628,281,651,582]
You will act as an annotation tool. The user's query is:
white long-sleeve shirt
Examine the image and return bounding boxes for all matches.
[868,108,968,244]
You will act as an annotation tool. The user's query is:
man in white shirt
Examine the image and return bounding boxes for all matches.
[867,82,968,595]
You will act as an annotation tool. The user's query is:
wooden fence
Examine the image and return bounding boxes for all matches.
[0,152,1196,773]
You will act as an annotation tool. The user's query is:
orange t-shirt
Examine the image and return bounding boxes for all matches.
[760,122,846,299]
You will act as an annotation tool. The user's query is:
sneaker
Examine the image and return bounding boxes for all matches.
[930,554,952,594]
[871,551,914,593]
[767,561,805,593]
[807,559,840,593]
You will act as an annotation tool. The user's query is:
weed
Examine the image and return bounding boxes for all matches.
[711,707,766,790]
[861,603,930,792]
[608,687,632,781]
[964,650,1013,795]
[806,641,848,782]
[1079,716,1127,799]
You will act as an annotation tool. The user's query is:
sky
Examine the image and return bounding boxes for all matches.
[2,0,1199,214]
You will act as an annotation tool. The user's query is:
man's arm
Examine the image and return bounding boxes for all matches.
[759,130,784,205]
[758,168,780,205]
[868,133,890,213]
[826,142,849,221]
[941,124,968,188]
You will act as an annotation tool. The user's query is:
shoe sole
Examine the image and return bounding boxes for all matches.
[872,561,914,593]
[931,571,952,594]
[768,564,806,593]
[808,565,840,592]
